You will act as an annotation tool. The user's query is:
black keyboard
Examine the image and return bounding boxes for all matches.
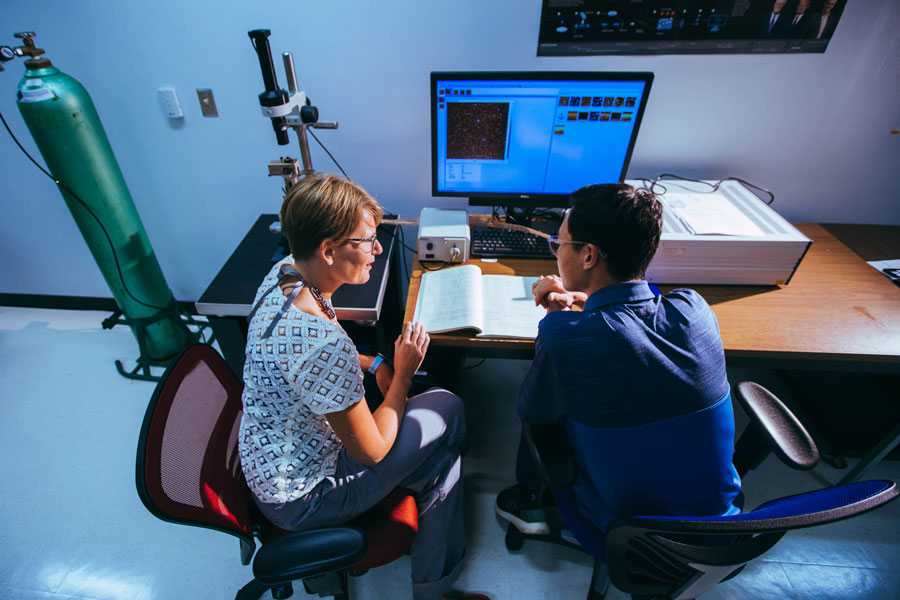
[471,226,554,259]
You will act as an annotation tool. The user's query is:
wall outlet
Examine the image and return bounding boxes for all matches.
[196,88,218,117]
[157,87,184,119]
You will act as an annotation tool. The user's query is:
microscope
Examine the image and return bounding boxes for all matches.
[248,29,337,191]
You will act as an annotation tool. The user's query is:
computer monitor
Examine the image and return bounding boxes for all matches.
[431,71,653,209]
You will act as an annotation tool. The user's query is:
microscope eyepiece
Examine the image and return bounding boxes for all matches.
[272,117,289,145]
[249,29,290,145]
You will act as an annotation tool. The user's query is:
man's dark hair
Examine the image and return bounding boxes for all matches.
[567,183,663,281]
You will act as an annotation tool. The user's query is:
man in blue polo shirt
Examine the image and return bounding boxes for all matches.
[495,183,741,536]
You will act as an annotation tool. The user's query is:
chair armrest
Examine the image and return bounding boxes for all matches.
[252,526,367,584]
[523,422,577,489]
[733,381,819,476]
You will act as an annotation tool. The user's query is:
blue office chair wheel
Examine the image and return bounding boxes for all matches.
[271,583,293,599]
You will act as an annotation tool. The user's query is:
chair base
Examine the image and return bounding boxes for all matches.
[504,520,583,554]
[272,583,295,599]
[504,522,611,600]
[588,561,610,600]
[235,579,296,600]
[237,575,344,600]
[236,578,269,600]
[302,570,349,599]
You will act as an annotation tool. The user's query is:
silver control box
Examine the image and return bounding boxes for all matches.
[416,207,470,262]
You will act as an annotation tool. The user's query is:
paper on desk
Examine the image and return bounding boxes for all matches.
[867,259,900,282]
[661,192,765,237]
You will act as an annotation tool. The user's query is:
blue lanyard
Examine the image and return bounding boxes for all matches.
[247,265,306,339]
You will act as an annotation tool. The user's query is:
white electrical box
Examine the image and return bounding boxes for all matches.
[639,179,811,286]
[157,87,184,119]
[417,207,470,263]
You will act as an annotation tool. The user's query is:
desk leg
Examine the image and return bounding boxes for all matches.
[208,316,248,377]
[777,370,847,469]
[838,420,900,485]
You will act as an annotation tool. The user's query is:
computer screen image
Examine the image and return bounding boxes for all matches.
[431,72,653,208]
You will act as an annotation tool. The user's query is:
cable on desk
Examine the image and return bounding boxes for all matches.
[420,246,463,272]
[395,222,412,281]
[725,177,775,205]
[490,205,565,227]
[655,173,717,192]
[633,173,775,206]
[419,260,452,271]
[633,178,665,195]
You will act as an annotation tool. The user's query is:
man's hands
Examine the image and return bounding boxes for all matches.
[393,322,430,385]
[532,275,587,313]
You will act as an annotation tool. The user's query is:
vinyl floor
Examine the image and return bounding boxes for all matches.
[1,307,898,600]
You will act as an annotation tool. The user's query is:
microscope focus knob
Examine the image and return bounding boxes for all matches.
[300,104,319,124]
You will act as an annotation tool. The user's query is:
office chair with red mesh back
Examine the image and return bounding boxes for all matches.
[136,343,419,600]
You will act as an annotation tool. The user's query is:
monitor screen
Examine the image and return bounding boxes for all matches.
[537,0,848,56]
[431,71,653,208]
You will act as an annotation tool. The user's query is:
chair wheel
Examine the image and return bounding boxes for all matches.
[271,582,294,599]
[505,524,524,551]
[823,454,848,470]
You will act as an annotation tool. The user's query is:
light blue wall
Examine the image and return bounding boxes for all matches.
[1,0,898,301]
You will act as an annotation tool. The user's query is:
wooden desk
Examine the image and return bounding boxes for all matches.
[404,223,900,372]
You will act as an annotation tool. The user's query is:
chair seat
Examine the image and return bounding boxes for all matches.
[253,527,368,584]
[253,487,419,583]
[347,487,419,571]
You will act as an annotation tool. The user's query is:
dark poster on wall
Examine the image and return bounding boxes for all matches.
[538,0,847,56]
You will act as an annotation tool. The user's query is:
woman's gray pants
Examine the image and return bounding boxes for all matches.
[256,388,467,600]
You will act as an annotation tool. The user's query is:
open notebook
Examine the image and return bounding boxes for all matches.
[412,264,546,339]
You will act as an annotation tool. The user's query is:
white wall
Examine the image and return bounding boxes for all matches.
[1,0,898,301]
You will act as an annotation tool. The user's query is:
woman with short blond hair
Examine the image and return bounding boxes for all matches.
[239,174,484,600]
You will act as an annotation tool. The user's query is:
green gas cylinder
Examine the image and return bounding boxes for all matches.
[16,54,192,362]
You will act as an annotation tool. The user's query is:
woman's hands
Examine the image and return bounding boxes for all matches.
[392,322,430,385]
[333,323,429,467]
[532,275,587,313]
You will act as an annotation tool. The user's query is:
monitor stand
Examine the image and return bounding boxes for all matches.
[501,206,563,235]
[467,199,564,229]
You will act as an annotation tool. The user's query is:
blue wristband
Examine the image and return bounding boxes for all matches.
[367,354,385,375]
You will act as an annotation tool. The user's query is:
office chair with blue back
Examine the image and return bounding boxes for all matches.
[136,343,419,600]
[510,381,899,599]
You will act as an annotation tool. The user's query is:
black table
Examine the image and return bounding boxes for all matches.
[196,214,405,375]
